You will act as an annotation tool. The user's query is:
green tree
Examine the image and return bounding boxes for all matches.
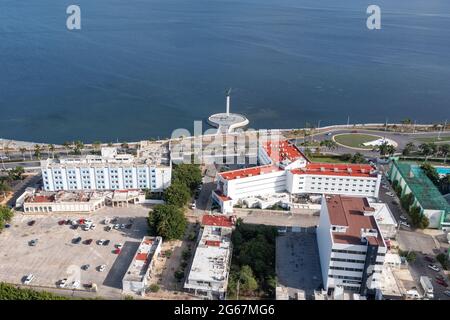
[351,152,366,164]
[33,144,42,159]
[172,164,202,193]
[163,181,191,207]
[73,140,84,155]
[0,205,13,230]
[19,147,27,161]
[48,144,55,158]
[148,204,187,240]
[421,163,440,186]
[0,182,11,200]
[8,166,24,181]
[402,142,415,156]
[238,265,258,294]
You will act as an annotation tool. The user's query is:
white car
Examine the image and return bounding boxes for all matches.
[113,224,120,230]
[71,280,80,289]
[58,278,68,288]
[428,264,440,272]
[98,265,106,272]
[97,239,105,245]
[23,274,34,285]
[90,224,96,230]
[399,221,410,228]
[116,243,123,249]
[191,202,196,209]
[399,215,408,221]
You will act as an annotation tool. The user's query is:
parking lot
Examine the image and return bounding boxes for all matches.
[0,206,151,299]
[276,228,322,299]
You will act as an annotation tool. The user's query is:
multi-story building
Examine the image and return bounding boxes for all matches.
[41,142,171,192]
[122,236,162,296]
[316,195,387,297]
[184,215,234,300]
[213,140,382,213]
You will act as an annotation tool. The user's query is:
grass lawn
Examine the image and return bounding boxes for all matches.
[309,155,348,163]
[333,133,380,149]
[415,136,450,144]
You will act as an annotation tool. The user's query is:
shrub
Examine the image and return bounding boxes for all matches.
[149,284,160,293]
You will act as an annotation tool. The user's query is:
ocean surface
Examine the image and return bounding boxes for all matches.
[1,0,450,143]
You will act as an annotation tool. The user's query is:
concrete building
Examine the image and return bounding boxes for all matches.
[41,143,171,193]
[21,188,106,213]
[214,140,381,213]
[122,236,162,296]
[367,200,398,239]
[388,160,450,230]
[184,215,234,300]
[316,195,387,297]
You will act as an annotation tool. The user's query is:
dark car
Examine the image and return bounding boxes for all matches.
[103,240,110,246]
[58,220,66,225]
[29,239,38,246]
[65,219,72,225]
[81,264,90,271]
[424,256,435,263]
[72,237,82,244]
[104,226,112,232]
[436,278,448,287]
[71,224,79,230]
[28,220,36,226]
[5,224,11,228]
[125,224,132,229]
[83,239,93,245]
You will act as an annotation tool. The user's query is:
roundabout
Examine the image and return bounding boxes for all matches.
[332,133,398,150]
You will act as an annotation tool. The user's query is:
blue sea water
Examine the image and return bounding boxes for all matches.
[0,0,450,143]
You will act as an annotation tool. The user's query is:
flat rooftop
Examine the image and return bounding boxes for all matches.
[186,226,232,288]
[202,215,234,228]
[292,163,377,178]
[123,236,161,283]
[326,195,385,247]
[25,190,105,204]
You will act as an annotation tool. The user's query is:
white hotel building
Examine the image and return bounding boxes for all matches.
[317,195,387,296]
[41,142,171,192]
[213,140,382,213]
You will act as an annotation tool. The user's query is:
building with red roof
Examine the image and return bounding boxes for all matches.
[213,139,381,213]
[316,195,387,297]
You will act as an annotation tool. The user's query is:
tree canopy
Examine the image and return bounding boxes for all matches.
[172,164,202,193]
[148,204,187,240]
[163,181,191,207]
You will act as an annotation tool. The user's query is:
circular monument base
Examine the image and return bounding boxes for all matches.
[208,113,249,133]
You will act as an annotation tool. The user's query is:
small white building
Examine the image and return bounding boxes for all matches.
[122,236,162,296]
[21,189,107,213]
[316,195,387,297]
[184,215,234,300]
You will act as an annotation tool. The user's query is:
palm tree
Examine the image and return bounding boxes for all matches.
[402,142,415,156]
[19,147,27,161]
[63,141,72,155]
[34,144,42,160]
[386,145,396,156]
[378,142,390,156]
[48,144,55,159]
[73,140,84,155]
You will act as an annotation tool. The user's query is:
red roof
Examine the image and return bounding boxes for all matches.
[213,190,232,201]
[135,253,148,261]
[31,195,55,203]
[264,140,308,163]
[205,240,221,247]
[326,195,384,247]
[219,165,281,181]
[202,215,233,228]
[292,163,376,178]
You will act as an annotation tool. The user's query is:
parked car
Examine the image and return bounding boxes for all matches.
[97,239,105,245]
[399,215,407,221]
[116,243,123,249]
[436,278,448,287]
[81,264,90,271]
[29,239,38,246]
[105,226,112,232]
[65,219,72,225]
[399,221,411,228]
[58,278,68,288]
[444,290,450,297]
[103,240,110,246]
[23,274,34,285]
[113,224,120,230]
[436,274,445,281]
[113,249,121,255]
[425,256,435,263]
[126,224,132,229]
[72,224,79,230]
[428,264,440,272]
[28,220,36,226]
[58,220,66,225]
[71,280,80,289]
[5,224,11,228]
[72,237,82,244]
[83,239,93,245]
[90,224,96,230]
[191,202,196,209]
[98,265,106,272]
[119,224,126,229]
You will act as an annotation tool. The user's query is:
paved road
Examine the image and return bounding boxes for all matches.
[293,129,450,156]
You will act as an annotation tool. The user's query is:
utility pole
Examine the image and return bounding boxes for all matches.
[347,116,350,128]
[317,120,321,130]
[438,119,447,140]
[413,120,416,134]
